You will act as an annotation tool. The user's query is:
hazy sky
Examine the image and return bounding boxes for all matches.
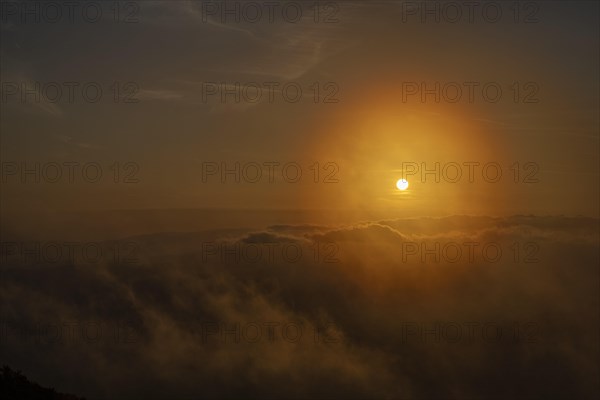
[1,1,598,220]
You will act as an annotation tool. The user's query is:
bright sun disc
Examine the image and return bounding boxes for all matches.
[396,179,409,191]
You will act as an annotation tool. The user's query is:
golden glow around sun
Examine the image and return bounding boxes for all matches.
[396,179,409,191]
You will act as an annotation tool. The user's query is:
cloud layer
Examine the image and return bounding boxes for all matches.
[1,215,598,399]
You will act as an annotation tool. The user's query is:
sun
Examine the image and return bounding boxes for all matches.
[396,178,409,191]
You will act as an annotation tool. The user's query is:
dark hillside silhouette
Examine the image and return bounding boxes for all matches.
[0,366,85,400]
